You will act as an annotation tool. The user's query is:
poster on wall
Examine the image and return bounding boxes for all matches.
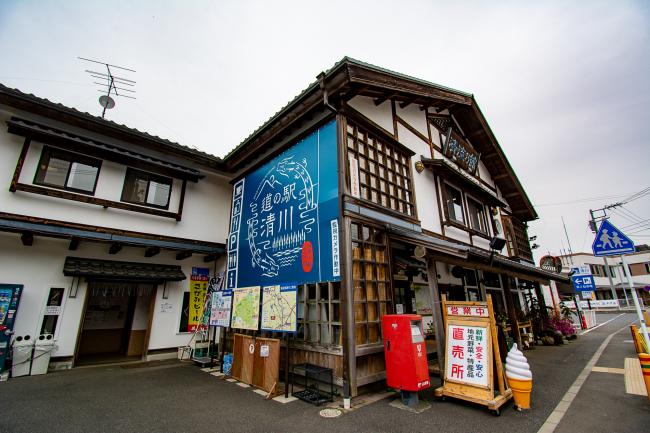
[412,283,432,315]
[226,120,340,289]
[188,267,209,332]
[210,289,233,327]
[261,284,297,333]
[230,286,261,330]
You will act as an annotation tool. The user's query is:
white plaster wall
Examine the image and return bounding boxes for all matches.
[0,109,231,244]
[444,224,471,244]
[396,104,429,140]
[131,293,150,331]
[347,96,394,136]
[0,232,225,357]
[396,123,441,233]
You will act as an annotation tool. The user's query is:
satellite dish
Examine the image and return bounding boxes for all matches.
[99,95,115,109]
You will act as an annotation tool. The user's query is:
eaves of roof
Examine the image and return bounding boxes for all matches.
[221,57,536,221]
[0,83,226,172]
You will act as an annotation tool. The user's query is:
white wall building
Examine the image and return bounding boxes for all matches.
[0,84,231,368]
[559,249,650,306]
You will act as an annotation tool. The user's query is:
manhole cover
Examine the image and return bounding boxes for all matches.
[319,408,343,418]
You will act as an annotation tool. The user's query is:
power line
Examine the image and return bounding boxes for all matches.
[534,193,631,207]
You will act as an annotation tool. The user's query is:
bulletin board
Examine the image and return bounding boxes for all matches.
[434,294,512,414]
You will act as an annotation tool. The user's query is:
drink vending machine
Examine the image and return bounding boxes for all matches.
[0,285,23,376]
[381,314,430,406]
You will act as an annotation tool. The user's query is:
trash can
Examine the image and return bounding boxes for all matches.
[11,335,33,377]
[31,334,55,375]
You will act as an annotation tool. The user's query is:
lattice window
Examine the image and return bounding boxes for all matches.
[503,216,533,262]
[346,122,415,217]
[351,222,392,345]
[296,281,341,346]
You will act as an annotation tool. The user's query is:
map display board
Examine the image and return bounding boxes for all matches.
[226,120,340,289]
[231,286,261,330]
[210,290,233,327]
[261,284,297,332]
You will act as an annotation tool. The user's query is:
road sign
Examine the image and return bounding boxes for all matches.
[571,274,596,291]
[581,291,595,300]
[592,220,635,256]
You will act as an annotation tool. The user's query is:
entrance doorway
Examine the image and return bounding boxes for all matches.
[76,282,154,366]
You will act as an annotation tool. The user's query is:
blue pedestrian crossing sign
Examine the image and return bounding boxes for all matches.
[592,219,635,256]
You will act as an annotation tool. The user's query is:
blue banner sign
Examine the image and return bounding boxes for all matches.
[226,120,340,289]
[571,274,596,292]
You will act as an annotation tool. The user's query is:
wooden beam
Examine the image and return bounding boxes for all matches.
[109,243,122,255]
[145,246,160,257]
[10,137,31,193]
[203,254,218,263]
[176,251,192,260]
[20,231,33,246]
[373,92,399,106]
[14,183,180,220]
[68,237,80,251]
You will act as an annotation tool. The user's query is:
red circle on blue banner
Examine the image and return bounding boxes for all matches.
[302,241,314,273]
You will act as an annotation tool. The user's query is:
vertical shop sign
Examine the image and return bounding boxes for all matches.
[188,268,209,332]
[226,120,340,289]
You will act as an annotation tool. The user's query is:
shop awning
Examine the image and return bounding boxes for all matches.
[386,225,568,284]
[63,257,186,282]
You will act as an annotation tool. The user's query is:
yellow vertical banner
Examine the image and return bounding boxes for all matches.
[188,267,209,332]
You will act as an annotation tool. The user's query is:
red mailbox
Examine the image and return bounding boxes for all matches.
[382,314,430,392]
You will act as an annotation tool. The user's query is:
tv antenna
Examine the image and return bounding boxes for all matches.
[79,57,136,118]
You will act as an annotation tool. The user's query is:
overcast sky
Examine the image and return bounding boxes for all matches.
[1,0,649,261]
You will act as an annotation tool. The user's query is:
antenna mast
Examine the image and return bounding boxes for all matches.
[79,57,136,118]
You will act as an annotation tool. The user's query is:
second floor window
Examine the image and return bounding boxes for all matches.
[445,184,464,224]
[35,147,101,194]
[121,168,172,209]
[467,197,487,233]
[346,122,415,217]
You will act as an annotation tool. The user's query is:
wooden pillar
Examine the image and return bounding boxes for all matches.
[502,275,522,349]
[337,114,357,398]
[534,281,550,320]
[425,257,445,378]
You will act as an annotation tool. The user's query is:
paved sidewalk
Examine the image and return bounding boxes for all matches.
[0,313,645,433]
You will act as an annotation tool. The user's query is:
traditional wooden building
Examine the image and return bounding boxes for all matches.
[0,84,230,367]
[222,58,568,397]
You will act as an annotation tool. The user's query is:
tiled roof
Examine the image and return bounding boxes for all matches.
[0,83,222,164]
[63,256,186,281]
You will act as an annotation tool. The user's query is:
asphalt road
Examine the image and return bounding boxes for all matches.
[0,313,646,433]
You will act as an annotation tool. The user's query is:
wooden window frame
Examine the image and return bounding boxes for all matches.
[466,194,488,235]
[345,121,416,219]
[121,167,173,210]
[34,146,102,195]
[443,182,465,225]
[350,221,392,347]
[296,281,342,347]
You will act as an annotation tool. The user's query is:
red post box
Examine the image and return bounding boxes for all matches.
[382,314,430,392]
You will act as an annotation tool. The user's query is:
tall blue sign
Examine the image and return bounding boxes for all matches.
[226,120,340,289]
